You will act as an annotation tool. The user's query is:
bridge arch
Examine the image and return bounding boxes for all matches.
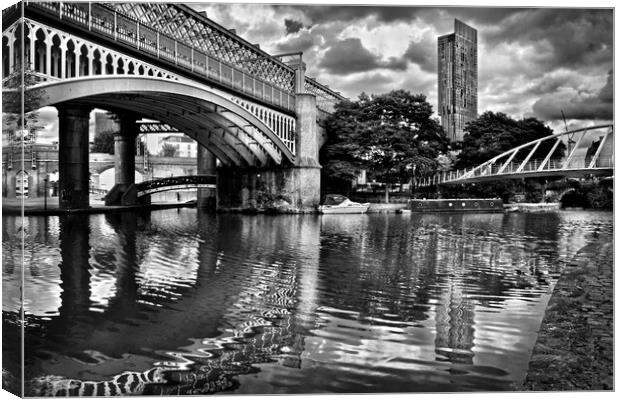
[423,124,613,187]
[22,76,294,167]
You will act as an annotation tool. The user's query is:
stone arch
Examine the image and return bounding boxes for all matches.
[50,34,62,78]
[2,36,9,78]
[13,24,31,68]
[32,77,295,165]
[138,64,144,75]
[105,53,114,75]
[34,28,46,73]
[116,57,125,74]
[65,39,77,78]
[78,44,89,76]
[92,49,102,75]
[15,170,29,198]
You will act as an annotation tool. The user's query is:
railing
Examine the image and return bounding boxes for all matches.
[136,174,216,196]
[29,2,296,112]
[305,78,345,115]
[418,156,614,187]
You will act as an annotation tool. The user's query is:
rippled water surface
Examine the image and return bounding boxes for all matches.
[2,209,613,394]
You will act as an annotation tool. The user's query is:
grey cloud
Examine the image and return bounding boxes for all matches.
[403,37,436,73]
[275,5,416,23]
[485,9,612,70]
[333,72,395,98]
[284,18,304,35]
[319,38,410,75]
[275,30,317,53]
[320,38,379,74]
[532,70,613,121]
[598,69,613,102]
[380,57,408,71]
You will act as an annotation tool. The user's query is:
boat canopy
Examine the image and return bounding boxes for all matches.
[322,194,349,206]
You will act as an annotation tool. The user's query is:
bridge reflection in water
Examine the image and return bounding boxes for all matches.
[2,209,612,394]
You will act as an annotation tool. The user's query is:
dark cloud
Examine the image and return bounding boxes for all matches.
[381,57,408,71]
[274,5,525,27]
[403,36,436,73]
[284,18,304,35]
[319,38,409,75]
[485,9,612,69]
[333,72,395,98]
[275,5,417,24]
[319,38,380,74]
[275,30,317,53]
[598,69,613,102]
[532,70,613,120]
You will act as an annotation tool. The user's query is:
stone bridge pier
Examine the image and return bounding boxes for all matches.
[216,93,321,213]
[105,112,139,206]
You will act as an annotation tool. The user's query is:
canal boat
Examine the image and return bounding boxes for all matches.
[318,194,370,214]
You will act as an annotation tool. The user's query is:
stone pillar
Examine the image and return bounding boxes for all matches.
[28,171,39,199]
[57,104,91,209]
[114,114,137,188]
[294,62,306,94]
[5,170,16,198]
[197,144,216,210]
[295,93,319,167]
[215,93,321,213]
[292,92,321,211]
[105,113,138,206]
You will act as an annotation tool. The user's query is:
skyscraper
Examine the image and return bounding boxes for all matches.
[438,19,478,142]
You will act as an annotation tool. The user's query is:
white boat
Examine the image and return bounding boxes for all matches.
[318,194,370,214]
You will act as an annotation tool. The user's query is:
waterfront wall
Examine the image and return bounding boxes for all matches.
[409,198,504,212]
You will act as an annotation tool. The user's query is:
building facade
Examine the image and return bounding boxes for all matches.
[438,19,478,142]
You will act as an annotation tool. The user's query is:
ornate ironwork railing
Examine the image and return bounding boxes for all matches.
[305,77,346,114]
[28,2,297,112]
[136,174,216,196]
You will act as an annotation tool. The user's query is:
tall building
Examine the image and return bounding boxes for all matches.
[438,19,478,142]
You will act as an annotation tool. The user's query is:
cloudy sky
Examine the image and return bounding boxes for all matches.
[33,1,613,143]
[193,1,613,132]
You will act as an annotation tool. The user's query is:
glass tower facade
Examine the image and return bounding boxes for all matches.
[438,19,478,142]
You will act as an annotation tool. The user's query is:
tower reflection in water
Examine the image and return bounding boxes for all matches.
[6,208,605,394]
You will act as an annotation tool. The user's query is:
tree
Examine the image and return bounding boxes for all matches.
[91,130,116,154]
[321,90,449,202]
[159,143,178,157]
[456,112,563,169]
[2,66,46,139]
[453,112,566,202]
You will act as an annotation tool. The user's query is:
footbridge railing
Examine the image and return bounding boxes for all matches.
[419,124,613,186]
[135,175,216,197]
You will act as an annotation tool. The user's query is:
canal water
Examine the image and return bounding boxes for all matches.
[2,209,613,394]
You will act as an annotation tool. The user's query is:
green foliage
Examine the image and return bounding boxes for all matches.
[159,143,178,157]
[456,112,564,169]
[321,90,449,188]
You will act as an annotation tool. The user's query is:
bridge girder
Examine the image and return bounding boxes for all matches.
[421,124,614,187]
[94,95,264,167]
[16,76,295,167]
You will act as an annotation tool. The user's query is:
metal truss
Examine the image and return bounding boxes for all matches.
[419,124,614,186]
[138,121,180,134]
[136,174,216,197]
[305,77,345,113]
[105,2,296,93]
